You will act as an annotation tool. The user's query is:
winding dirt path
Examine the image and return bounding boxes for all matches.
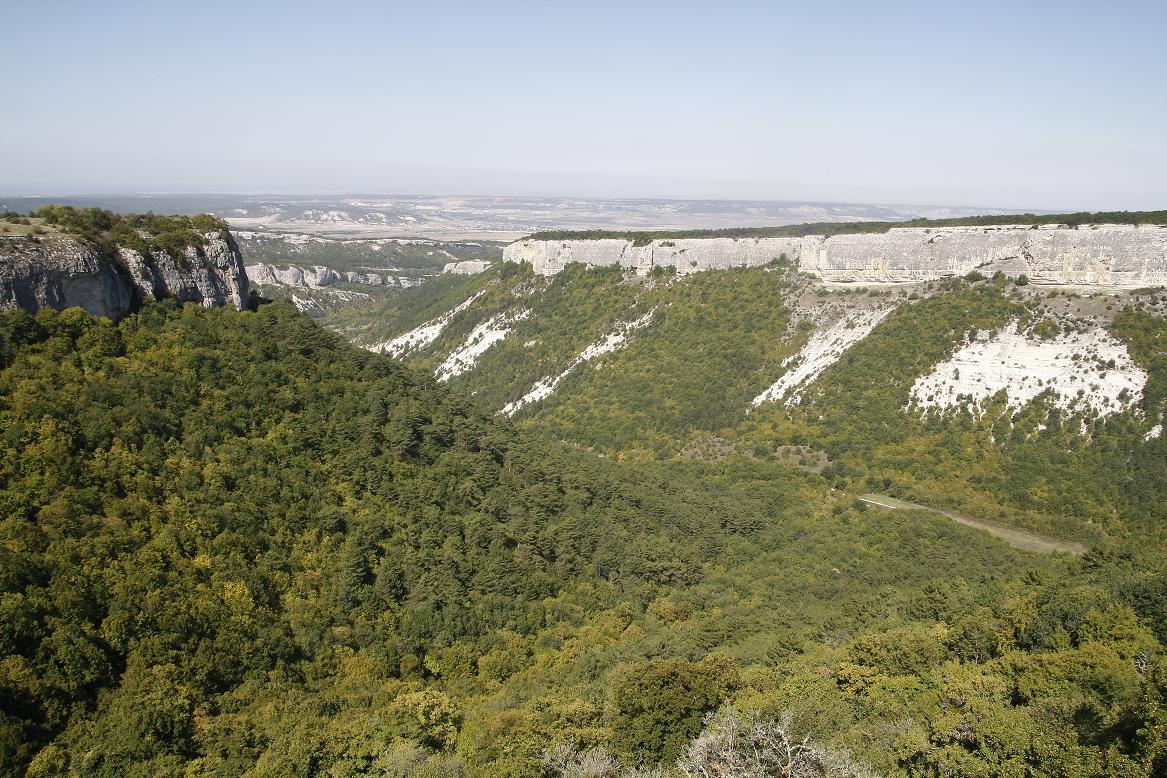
[858,493,1087,555]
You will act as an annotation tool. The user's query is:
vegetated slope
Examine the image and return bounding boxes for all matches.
[2,301,1165,776]
[739,280,1167,539]
[364,261,809,455]
[0,301,746,775]
[366,263,1167,542]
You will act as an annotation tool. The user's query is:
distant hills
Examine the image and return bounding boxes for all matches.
[0,193,1055,241]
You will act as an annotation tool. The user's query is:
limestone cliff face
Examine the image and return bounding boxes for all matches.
[0,236,135,318]
[247,263,407,289]
[1,231,250,319]
[504,224,1167,287]
[803,225,1167,285]
[442,260,492,275]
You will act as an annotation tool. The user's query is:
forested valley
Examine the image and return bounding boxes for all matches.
[1,300,1165,776]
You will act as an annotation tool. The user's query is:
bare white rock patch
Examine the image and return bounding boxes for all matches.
[752,307,894,407]
[911,321,1146,417]
[501,310,655,416]
[290,294,325,313]
[436,309,531,382]
[369,291,485,357]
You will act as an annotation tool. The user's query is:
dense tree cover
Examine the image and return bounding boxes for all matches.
[0,301,730,774]
[1,302,1164,776]
[29,205,227,263]
[518,267,800,456]
[524,210,1167,242]
[378,262,804,456]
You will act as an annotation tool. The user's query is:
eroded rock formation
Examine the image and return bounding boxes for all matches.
[1,231,250,319]
[246,263,414,289]
[442,260,492,275]
[504,224,1167,287]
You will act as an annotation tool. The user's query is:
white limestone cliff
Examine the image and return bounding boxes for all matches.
[0,236,134,318]
[504,224,1167,288]
[121,231,249,310]
[246,263,415,289]
[442,260,492,275]
[1,231,249,319]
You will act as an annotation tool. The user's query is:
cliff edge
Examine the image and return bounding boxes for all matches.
[504,223,1167,287]
[1,211,250,319]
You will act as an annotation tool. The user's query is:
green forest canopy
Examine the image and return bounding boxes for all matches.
[0,301,1164,776]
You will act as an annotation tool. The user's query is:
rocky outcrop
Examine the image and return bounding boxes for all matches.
[504,224,1167,287]
[1,232,250,319]
[442,260,492,275]
[246,263,420,290]
[120,231,249,309]
[0,236,134,318]
[803,225,1167,285]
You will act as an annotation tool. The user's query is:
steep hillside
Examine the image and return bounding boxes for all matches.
[1,301,1164,777]
[364,260,1167,541]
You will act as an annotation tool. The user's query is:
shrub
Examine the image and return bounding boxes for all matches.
[677,708,876,778]
[1032,318,1059,340]
[31,205,224,261]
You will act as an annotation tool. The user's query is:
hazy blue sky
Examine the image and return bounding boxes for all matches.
[3,0,1164,209]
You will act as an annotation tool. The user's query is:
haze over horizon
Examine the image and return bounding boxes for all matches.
[3,0,1165,211]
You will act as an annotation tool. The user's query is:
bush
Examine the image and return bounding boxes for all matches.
[372,741,467,777]
[1032,318,1059,340]
[31,205,225,261]
[677,708,876,778]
